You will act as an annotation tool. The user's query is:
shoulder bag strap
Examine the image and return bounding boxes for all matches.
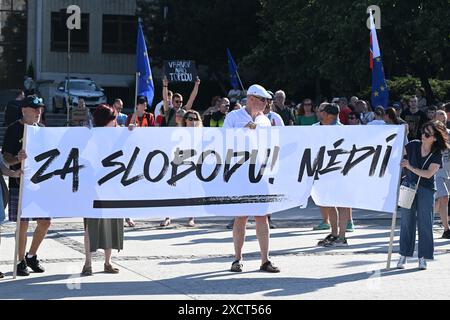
[415,151,435,190]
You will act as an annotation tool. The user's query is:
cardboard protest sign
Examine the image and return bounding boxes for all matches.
[164,60,197,82]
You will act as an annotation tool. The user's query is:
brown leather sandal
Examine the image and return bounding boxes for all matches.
[104,263,119,274]
[81,265,92,276]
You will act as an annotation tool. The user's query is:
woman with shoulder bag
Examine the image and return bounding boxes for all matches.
[397,120,450,270]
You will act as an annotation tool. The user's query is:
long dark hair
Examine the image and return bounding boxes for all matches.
[422,120,450,152]
[385,107,400,124]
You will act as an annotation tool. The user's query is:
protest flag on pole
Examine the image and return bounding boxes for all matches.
[136,19,154,107]
[369,11,389,109]
[226,48,244,91]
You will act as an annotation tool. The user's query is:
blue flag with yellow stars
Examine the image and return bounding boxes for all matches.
[136,20,154,107]
[369,12,389,109]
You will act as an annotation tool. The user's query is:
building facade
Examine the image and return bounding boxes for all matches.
[27,0,140,106]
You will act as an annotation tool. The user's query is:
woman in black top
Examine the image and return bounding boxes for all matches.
[397,120,450,270]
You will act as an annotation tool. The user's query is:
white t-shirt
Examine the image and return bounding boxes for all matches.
[154,100,173,117]
[223,107,271,128]
[367,119,386,125]
[266,111,285,127]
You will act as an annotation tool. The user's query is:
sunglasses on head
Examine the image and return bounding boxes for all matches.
[33,97,43,104]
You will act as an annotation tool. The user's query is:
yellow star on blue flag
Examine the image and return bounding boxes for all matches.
[136,19,154,106]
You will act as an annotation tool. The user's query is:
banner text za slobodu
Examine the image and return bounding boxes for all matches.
[21,125,405,218]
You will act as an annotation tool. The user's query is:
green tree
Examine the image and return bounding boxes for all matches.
[244,0,450,102]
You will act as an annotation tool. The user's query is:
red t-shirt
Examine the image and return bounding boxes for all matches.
[126,112,155,127]
[339,107,352,125]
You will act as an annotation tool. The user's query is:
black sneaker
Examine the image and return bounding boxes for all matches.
[226,219,234,230]
[17,260,30,276]
[442,230,450,239]
[25,254,45,273]
[268,217,277,229]
[0,271,4,279]
[317,234,338,246]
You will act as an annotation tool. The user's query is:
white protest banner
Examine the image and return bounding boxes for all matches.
[21,125,405,218]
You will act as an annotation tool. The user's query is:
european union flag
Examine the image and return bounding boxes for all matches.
[136,20,154,106]
[227,48,239,90]
[369,12,389,109]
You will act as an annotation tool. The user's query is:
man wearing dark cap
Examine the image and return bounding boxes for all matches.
[313,103,353,245]
[2,95,51,276]
[313,102,341,125]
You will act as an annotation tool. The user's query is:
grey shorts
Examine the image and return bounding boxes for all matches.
[436,172,449,199]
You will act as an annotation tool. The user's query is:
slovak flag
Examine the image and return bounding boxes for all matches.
[369,11,389,109]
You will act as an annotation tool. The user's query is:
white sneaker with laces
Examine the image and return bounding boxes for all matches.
[397,256,407,269]
[418,257,427,270]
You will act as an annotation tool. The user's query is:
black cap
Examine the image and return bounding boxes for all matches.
[323,103,340,115]
[21,96,45,109]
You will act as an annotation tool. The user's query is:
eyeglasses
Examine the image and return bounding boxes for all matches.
[186,117,199,121]
[252,96,268,103]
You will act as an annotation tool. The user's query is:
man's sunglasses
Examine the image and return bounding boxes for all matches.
[253,96,268,103]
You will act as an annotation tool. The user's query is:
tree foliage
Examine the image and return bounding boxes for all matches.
[137,0,450,103]
[244,0,450,102]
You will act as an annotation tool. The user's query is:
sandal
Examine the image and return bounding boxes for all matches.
[81,265,92,276]
[187,218,195,227]
[160,218,171,227]
[230,260,243,272]
[104,263,119,274]
[260,261,280,273]
[125,218,136,227]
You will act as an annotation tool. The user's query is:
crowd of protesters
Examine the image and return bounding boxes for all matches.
[1,80,450,278]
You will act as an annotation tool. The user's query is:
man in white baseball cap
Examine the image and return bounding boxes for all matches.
[246,84,272,100]
[223,84,280,273]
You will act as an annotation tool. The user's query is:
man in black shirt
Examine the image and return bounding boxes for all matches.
[401,96,428,140]
[2,96,50,276]
[273,90,295,126]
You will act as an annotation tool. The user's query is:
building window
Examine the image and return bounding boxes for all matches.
[102,15,136,54]
[51,11,89,52]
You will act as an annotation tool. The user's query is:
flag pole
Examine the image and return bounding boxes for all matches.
[134,17,142,126]
[12,124,28,279]
[133,71,140,126]
[386,124,407,270]
[235,70,245,92]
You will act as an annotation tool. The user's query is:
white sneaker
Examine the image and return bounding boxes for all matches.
[397,256,407,269]
[418,257,427,270]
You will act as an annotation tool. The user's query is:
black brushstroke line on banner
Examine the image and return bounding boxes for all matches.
[93,194,287,209]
